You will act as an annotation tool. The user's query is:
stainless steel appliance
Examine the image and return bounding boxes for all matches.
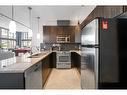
[57,35,70,43]
[56,51,71,69]
[25,62,42,89]
[81,18,119,89]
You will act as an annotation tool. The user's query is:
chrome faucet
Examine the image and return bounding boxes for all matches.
[30,46,40,55]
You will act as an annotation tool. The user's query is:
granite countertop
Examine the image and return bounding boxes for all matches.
[0,51,52,73]
[0,50,81,73]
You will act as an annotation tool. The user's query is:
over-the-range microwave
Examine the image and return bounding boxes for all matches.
[56,35,70,43]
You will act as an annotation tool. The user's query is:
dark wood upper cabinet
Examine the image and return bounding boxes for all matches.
[123,6,127,12]
[95,6,104,17]
[81,6,124,29]
[43,26,50,43]
[43,26,76,43]
[62,26,75,42]
[103,6,123,18]
[56,26,63,35]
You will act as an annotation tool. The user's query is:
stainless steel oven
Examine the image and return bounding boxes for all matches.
[56,51,71,69]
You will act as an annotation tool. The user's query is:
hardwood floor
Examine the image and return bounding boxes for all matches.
[44,68,81,89]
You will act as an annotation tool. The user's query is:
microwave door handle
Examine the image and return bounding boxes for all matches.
[67,37,69,42]
[66,37,67,42]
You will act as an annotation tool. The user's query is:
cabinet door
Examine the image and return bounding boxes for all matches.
[124,6,127,12]
[49,26,57,43]
[42,58,48,86]
[63,26,71,35]
[70,26,76,42]
[71,52,81,73]
[71,52,75,68]
[43,26,57,43]
[76,53,81,74]
[56,26,63,36]
[25,62,42,89]
[43,26,50,43]
[42,56,51,86]
[46,55,50,77]
[52,52,56,68]
[63,26,75,42]
[110,6,123,18]
[97,6,104,17]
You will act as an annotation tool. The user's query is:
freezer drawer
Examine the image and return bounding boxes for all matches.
[81,47,98,89]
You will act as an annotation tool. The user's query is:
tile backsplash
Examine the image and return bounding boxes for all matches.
[40,43,81,51]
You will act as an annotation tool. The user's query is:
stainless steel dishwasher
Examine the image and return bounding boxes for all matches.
[25,62,42,89]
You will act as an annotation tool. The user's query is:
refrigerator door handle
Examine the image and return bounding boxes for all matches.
[94,45,99,48]
[94,48,99,89]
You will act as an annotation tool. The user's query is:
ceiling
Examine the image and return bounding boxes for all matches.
[0,6,95,31]
[31,6,96,24]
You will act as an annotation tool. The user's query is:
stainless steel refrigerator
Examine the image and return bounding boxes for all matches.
[81,18,119,89]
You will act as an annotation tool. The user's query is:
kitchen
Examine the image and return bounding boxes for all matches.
[0,5,127,89]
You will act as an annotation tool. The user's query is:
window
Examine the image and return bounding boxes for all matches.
[0,27,31,49]
[9,32,15,39]
[21,32,31,47]
[1,40,8,48]
[0,27,16,49]
[8,40,16,48]
[1,29,8,38]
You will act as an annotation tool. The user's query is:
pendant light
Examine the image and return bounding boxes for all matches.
[9,5,16,33]
[37,17,40,39]
[77,20,80,32]
[28,7,32,38]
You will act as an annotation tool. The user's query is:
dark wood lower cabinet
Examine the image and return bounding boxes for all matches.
[71,52,75,68]
[42,52,57,87]
[71,52,81,74]
[52,52,56,68]
[42,54,52,87]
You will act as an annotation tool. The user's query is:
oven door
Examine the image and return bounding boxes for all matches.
[58,56,70,62]
[56,52,71,69]
[56,52,71,63]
